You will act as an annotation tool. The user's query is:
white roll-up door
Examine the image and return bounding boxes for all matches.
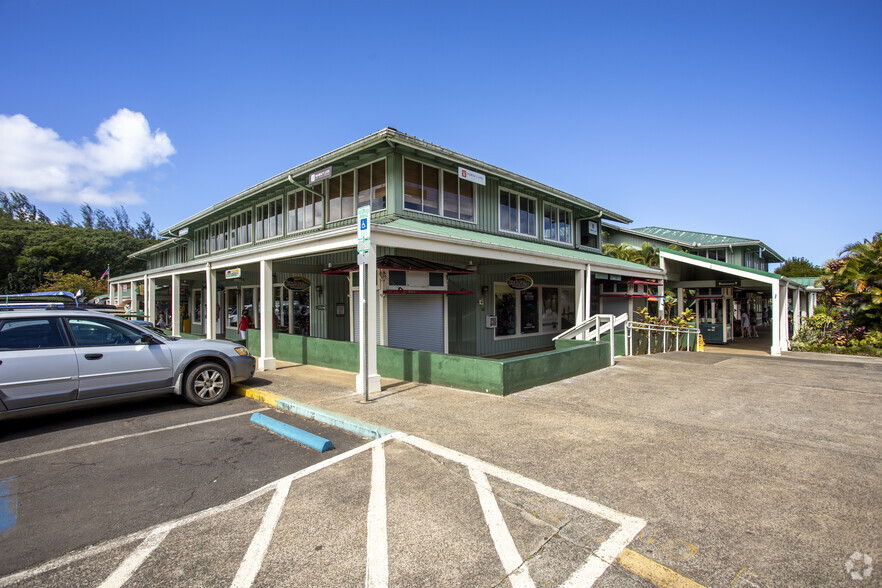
[387,294,444,353]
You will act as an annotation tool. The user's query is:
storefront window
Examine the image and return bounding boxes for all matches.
[226,288,238,329]
[495,286,517,337]
[495,284,574,337]
[291,291,310,336]
[193,289,203,325]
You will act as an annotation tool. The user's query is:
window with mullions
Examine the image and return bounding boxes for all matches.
[327,160,386,221]
[404,159,475,222]
[230,210,252,248]
[543,204,572,244]
[288,185,324,232]
[194,227,210,256]
[705,248,726,262]
[499,190,536,236]
[210,219,228,252]
[495,283,575,338]
[256,196,284,241]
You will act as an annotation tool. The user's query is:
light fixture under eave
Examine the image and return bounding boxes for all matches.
[465,260,478,272]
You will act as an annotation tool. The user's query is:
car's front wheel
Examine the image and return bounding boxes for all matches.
[184,361,230,406]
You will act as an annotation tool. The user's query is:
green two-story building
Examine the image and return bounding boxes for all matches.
[111,128,663,393]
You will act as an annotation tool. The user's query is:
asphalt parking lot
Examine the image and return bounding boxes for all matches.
[1,349,879,587]
[0,394,367,577]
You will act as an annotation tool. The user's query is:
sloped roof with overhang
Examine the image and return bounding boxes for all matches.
[156,127,631,241]
[628,226,785,263]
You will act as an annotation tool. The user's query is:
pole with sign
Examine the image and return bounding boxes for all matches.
[356,206,380,400]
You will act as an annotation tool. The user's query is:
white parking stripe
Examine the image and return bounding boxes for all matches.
[97,527,170,588]
[402,435,646,587]
[365,444,389,588]
[0,408,271,466]
[470,467,535,588]
[231,477,293,588]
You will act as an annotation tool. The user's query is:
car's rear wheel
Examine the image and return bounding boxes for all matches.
[184,361,229,405]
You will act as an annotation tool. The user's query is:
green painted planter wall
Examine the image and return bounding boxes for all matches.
[246,331,610,396]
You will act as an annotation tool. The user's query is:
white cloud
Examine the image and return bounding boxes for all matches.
[0,108,175,206]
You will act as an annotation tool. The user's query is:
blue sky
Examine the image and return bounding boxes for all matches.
[1,0,879,266]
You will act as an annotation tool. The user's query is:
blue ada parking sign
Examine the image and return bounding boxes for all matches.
[357,206,371,252]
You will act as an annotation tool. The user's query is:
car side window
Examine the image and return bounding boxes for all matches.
[67,318,145,347]
[0,318,67,350]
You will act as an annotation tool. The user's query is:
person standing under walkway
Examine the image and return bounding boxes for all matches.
[741,307,750,339]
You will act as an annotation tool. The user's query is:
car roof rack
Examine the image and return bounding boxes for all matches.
[0,291,84,310]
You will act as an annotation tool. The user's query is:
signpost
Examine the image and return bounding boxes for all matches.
[357,206,371,401]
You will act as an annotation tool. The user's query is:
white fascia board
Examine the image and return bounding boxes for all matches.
[373,225,663,278]
[660,250,781,287]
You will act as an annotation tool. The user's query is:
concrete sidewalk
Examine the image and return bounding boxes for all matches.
[240,349,881,586]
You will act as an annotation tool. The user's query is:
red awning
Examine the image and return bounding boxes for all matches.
[383,289,474,295]
[324,255,474,275]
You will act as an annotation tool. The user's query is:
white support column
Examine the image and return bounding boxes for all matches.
[146,277,156,324]
[357,248,381,396]
[259,259,276,371]
[677,288,684,316]
[808,292,816,317]
[142,275,150,323]
[171,275,181,337]
[129,280,138,315]
[585,265,592,320]
[657,283,665,319]
[575,268,585,327]
[722,297,729,343]
[793,288,802,336]
[205,264,216,340]
[770,283,781,355]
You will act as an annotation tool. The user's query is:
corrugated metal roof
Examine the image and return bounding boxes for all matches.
[159,127,631,237]
[660,247,783,280]
[628,226,785,262]
[380,218,662,275]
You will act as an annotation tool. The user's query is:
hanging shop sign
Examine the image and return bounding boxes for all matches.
[225,268,241,279]
[716,279,741,287]
[284,276,311,292]
[309,166,332,184]
[507,274,534,290]
[458,167,486,185]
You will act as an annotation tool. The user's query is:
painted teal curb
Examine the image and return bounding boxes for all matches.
[275,398,397,441]
[250,413,334,452]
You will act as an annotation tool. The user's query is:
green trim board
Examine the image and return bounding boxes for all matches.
[660,247,784,281]
[247,331,611,396]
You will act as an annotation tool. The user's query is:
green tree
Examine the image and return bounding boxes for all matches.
[37,270,107,299]
[775,257,823,278]
[830,233,882,329]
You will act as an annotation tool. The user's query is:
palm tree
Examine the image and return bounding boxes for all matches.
[834,232,882,329]
[602,242,638,262]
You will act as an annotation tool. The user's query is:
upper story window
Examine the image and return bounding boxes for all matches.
[328,172,355,222]
[704,248,726,262]
[155,249,169,268]
[404,159,440,215]
[357,160,386,212]
[194,227,210,256]
[499,190,536,237]
[579,219,599,249]
[256,196,284,241]
[405,159,475,222]
[543,203,572,244]
[175,243,188,264]
[230,210,252,248]
[288,185,323,232]
[210,219,228,252]
[328,160,386,221]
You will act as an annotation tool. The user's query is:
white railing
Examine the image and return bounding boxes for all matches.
[625,321,700,356]
[553,313,628,366]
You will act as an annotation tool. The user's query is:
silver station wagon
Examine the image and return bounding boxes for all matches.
[0,295,255,420]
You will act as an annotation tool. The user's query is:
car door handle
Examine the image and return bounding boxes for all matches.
[84,353,104,360]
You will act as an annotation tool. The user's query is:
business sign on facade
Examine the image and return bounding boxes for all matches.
[284,276,311,292]
[225,268,242,279]
[458,167,486,185]
[507,274,533,290]
[178,227,189,236]
[309,166,332,185]
[716,279,741,287]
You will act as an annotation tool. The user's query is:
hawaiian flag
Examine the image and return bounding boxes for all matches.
[99,266,110,280]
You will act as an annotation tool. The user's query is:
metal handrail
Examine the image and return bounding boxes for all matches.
[625,321,700,356]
